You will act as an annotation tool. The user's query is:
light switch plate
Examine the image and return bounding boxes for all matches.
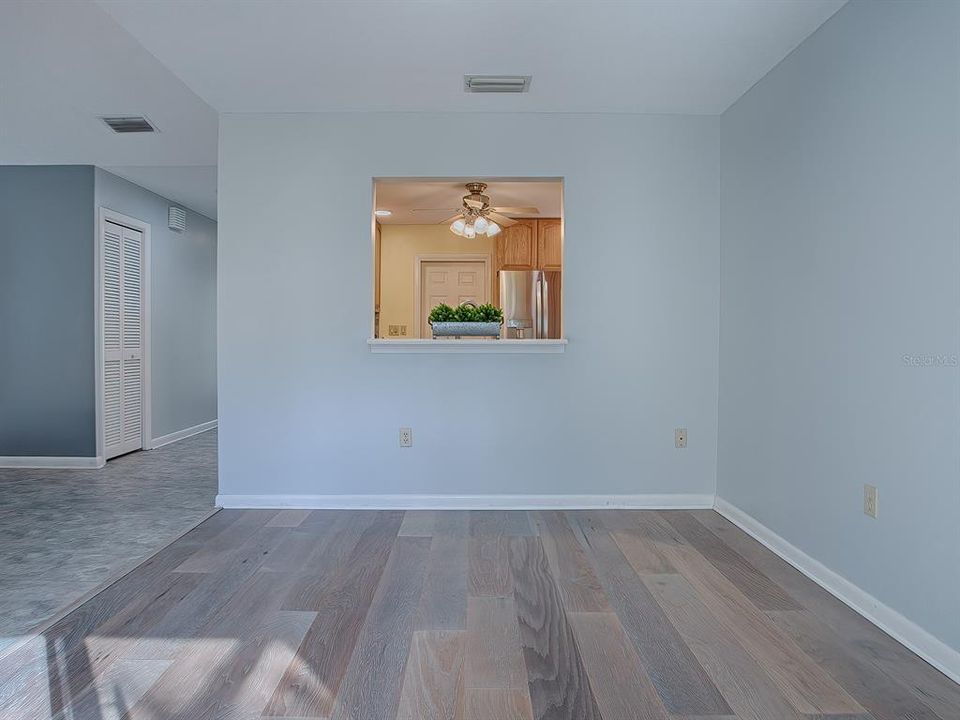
[675,428,687,448]
[864,484,878,518]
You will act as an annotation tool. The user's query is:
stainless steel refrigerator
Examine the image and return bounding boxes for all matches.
[499,270,562,339]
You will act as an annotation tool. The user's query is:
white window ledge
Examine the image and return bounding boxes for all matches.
[368,339,567,354]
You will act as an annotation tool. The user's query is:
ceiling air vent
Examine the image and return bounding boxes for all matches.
[168,206,186,232]
[463,75,531,93]
[100,116,157,133]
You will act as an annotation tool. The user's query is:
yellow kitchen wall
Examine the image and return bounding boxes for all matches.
[379,224,496,338]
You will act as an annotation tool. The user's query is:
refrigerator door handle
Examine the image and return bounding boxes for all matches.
[539,276,549,339]
[535,277,543,339]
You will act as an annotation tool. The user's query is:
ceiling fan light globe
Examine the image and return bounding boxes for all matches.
[473,216,488,233]
[486,221,501,237]
[464,223,477,238]
[451,218,466,235]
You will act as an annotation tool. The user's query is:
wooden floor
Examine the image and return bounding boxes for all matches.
[2,510,958,720]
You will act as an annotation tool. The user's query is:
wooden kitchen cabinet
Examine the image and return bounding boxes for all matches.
[536,218,562,271]
[496,218,537,270]
[494,218,563,308]
[495,218,562,272]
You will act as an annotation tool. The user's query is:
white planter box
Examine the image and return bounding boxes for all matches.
[430,321,501,338]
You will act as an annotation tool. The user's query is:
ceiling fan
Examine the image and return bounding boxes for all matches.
[418,182,539,238]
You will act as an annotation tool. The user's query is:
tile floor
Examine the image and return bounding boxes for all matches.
[0,430,217,641]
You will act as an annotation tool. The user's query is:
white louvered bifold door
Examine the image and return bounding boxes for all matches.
[103,221,144,459]
[103,222,124,455]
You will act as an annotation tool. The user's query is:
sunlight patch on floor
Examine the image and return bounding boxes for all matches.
[0,635,51,720]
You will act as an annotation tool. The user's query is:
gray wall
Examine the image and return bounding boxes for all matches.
[0,166,96,456]
[95,169,217,439]
[718,0,960,654]
[218,112,720,498]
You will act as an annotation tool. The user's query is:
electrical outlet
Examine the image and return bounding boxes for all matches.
[400,325,408,336]
[863,484,878,518]
[388,325,400,337]
[674,428,687,448]
[399,427,413,447]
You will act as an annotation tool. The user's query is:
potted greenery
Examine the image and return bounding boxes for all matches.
[429,302,503,338]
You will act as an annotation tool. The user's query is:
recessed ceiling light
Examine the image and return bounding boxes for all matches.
[374,209,392,217]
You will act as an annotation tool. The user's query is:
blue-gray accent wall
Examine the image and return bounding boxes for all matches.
[1,165,217,458]
[0,166,97,456]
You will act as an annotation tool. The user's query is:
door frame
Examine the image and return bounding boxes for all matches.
[95,207,152,461]
[413,253,492,338]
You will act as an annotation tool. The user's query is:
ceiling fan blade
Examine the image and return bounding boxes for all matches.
[439,214,463,225]
[412,208,459,213]
[490,206,539,215]
[487,212,518,227]
[463,198,484,209]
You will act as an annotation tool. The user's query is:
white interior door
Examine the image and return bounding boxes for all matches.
[419,260,488,338]
[103,220,144,459]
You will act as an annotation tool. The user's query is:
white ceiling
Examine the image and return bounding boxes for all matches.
[375,180,563,225]
[97,0,845,115]
[103,165,219,220]
[0,0,218,218]
[2,0,847,220]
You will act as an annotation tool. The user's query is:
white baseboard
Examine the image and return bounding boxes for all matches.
[215,493,716,511]
[714,497,960,685]
[152,419,217,449]
[0,456,105,469]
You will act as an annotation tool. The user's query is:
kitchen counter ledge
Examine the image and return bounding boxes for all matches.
[367,338,567,354]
